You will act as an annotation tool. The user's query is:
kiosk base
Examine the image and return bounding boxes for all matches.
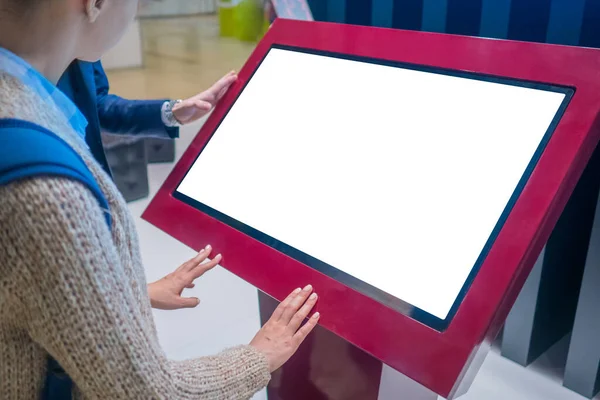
[378,365,438,400]
[502,143,600,366]
[258,292,438,400]
[564,181,600,399]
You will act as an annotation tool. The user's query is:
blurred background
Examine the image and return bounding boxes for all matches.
[106,2,255,103]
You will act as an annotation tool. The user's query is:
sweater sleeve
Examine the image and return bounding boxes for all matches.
[0,177,270,400]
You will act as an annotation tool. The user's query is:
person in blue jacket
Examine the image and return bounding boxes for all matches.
[58,60,236,175]
[57,59,238,310]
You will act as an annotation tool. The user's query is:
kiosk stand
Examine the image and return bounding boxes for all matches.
[502,143,600,366]
[564,169,600,398]
[143,20,600,399]
[259,293,383,400]
[260,292,438,400]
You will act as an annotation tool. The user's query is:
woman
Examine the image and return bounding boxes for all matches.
[0,0,319,398]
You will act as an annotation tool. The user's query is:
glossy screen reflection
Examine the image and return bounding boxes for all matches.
[176,47,569,328]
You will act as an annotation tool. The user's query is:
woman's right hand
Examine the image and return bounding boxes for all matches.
[250,285,320,373]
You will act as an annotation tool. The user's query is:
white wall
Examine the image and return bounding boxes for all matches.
[138,0,216,17]
[102,20,143,70]
[102,0,218,70]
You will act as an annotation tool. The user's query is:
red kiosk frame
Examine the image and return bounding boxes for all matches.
[143,20,600,398]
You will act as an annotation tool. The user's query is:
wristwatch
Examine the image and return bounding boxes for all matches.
[161,99,183,127]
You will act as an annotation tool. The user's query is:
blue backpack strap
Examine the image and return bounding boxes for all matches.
[0,118,111,227]
[0,118,112,400]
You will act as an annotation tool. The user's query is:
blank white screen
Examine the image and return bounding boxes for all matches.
[177,48,566,320]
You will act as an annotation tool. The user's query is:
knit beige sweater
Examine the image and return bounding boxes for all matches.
[0,72,271,399]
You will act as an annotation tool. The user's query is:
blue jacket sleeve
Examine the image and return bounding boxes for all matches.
[94,62,179,139]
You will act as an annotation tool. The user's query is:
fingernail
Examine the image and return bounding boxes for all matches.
[303,284,312,292]
[309,293,317,300]
[293,288,302,294]
[312,312,320,319]
[205,244,211,250]
[216,254,222,258]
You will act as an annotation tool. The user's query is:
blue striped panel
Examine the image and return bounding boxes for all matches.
[480,0,511,39]
[307,0,327,21]
[508,0,553,43]
[546,0,586,45]
[579,0,600,47]
[372,0,394,27]
[346,0,373,25]
[422,0,448,32]
[327,0,346,23]
[393,0,424,30]
[446,0,482,36]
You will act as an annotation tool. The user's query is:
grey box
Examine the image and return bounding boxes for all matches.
[102,134,149,202]
[145,138,176,163]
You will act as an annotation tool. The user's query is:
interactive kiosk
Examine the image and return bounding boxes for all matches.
[143,20,600,399]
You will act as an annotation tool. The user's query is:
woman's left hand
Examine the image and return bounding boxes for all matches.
[172,71,237,125]
[148,245,221,310]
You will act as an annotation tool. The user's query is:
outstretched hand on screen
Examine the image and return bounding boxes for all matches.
[250,285,320,372]
[147,245,220,310]
[172,71,237,124]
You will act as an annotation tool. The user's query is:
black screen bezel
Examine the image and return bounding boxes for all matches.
[173,44,574,331]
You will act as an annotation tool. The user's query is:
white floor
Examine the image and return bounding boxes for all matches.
[127,119,596,400]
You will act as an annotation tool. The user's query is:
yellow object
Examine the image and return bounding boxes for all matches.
[218,0,236,37]
[233,0,264,42]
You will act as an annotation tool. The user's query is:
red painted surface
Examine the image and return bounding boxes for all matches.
[258,292,383,400]
[143,20,600,398]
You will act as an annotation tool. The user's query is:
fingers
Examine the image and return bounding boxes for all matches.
[193,99,212,111]
[186,283,195,289]
[180,245,212,273]
[287,291,318,333]
[280,285,313,324]
[187,253,221,281]
[179,297,201,309]
[216,86,229,101]
[293,312,320,344]
[209,71,237,98]
[271,287,301,321]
